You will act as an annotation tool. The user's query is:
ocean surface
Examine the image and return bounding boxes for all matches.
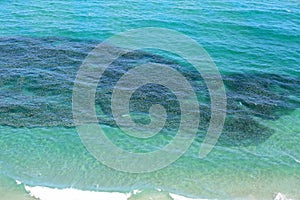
[0,0,300,199]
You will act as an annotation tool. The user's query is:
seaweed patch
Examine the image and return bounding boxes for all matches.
[0,37,299,147]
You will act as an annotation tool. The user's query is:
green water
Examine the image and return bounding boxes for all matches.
[0,0,299,199]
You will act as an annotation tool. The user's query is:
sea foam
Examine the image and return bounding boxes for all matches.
[24,185,131,200]
[274,193,293,200]
[20,181,294,200]
[23,183,208,200]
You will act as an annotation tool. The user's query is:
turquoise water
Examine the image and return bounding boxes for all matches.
[0,0,300,199]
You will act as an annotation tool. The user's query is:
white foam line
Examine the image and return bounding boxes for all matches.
[24,185,131,200]
[24,184,293,200]
[170,193,211,200]
[274,193,293,200]
[294,158,300,164]
[286,154,300,164]
[23,185,211,200]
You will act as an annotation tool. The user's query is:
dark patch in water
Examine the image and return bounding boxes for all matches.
[219,73,300,145]
[0,37,299,146]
